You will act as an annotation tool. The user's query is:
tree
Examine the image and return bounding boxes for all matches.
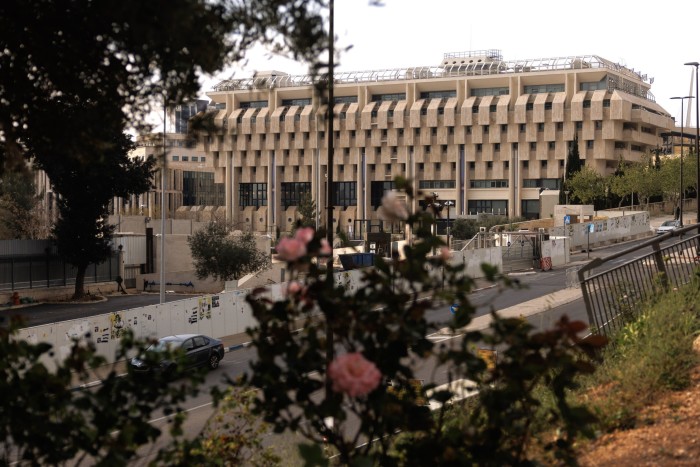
[568,166,606,207]
[0,171,51,239]
[292,191,316,235]
[29,101,156,299]
[562,134,583,204]
[188,221,270,282]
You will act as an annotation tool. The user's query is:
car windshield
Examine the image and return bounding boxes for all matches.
[661,221,678,227]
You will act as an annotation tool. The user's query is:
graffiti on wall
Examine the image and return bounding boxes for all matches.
[110,312,135,339]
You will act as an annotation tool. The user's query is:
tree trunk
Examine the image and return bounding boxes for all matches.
[72,265,88,300]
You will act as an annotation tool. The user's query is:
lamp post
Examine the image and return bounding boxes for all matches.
[671,95,694,226]
[564,190,570,205]
[684,62,700,228]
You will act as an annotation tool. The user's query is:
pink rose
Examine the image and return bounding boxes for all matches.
[294,227,315,244]
[276,237,307,262]
[319,238,332,256]
[287,281,302,295]
[328,352,381,398]
[379,191,408,222]
[440,246,452,261]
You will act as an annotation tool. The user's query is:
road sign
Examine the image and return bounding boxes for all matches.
[450,304,459,314]
[589,223,595,233]
[564,215,570,225]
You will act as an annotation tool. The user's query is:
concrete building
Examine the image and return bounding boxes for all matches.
[200,50,675,237]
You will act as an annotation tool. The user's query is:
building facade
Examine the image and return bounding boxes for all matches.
[201,50,674,237]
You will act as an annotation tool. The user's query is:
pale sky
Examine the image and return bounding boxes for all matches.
[197,0,700,129]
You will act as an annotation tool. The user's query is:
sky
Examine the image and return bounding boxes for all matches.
[194,0,700,129]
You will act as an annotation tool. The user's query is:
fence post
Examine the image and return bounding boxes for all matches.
[651,242,669,290]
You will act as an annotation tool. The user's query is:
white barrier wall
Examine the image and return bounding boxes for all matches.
[549,211,650,250]
[18,247,503,370]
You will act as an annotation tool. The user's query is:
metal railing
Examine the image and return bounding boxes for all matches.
[577,224,700,339]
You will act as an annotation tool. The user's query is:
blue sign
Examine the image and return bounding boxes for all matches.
[450,304,459,314]
[564,215,570,225]
[589,223,595,233]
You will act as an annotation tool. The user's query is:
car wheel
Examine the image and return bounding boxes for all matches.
[208,353,220,370]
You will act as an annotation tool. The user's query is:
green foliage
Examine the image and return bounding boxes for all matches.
[580,279,700,432]
[0,321,207,465]
[245,178,605,465]
[568,166,606,206]
[0,170,50,239]
[159,385,281,466]
[293,191,317,234]
[188,221,270,281]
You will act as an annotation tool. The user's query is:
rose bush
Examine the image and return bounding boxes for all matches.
[245,177,605,465]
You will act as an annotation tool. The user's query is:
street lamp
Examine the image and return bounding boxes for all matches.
[671,95,694,226]
[684,62,700,228]
[564,190,570,205]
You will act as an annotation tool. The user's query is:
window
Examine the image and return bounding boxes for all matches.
[469,179,508,188]
[526,103,534,111]
[419,90,456,99]
[441,144,448,154]
[240,100,268,109]
[544,102,553,110]
[415,128,420,137]
[501,124,507,133]
[522,160,529,168]
[631,144,642,151]
[419,180,457,189]
[476,143,482,152]
[471,87,509,97]
[333,182,357,207]
[472,105,479,113]
[494,143,500,151]
[538,123,544,132]
[182,156,189,162]
[486,161,493,169]
[469,161,475,169]
[200,157,206,163]
[504,160,509,169]
[434,162,441,171]
[603,99,611,108]
[587,140,594,149]
[431,127,437,136]
[281,182,311,209]
[524,84,565,94]
[520,124,526,133]
[370,181,396,208]
[371,93,406,102]
[557,122,564,130]
[334,95,358,104]
[340,112,346,120]
[583,100,591,108]
[615,141,627,149]
[484,125,489,134]
[522,178,562,189]
[579,77,607,91]
[239,183,267,207]
[466,126,472,134]
[467,200,508,215]
[541,160,547,168]
[548,141,555,150]
[530,142,536,150]
[521,199,540,220]
[489,104,497,112]
[172,155,179,161]
[425,145,431,154]
[576,121,583,130]
[595,121,602,130]
[281,98,311,106]
[418,162,424,171]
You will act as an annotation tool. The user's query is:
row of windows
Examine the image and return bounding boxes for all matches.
[172,155,206,162]
[418,180,456,189]
[470,179,508,188]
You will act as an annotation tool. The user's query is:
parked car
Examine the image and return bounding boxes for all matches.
[129,334,225,376]
[656,219,681,235]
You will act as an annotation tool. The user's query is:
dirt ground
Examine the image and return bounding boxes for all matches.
[576,363,700,466]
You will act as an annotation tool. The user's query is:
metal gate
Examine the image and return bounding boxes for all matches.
[501,233,538,272]
[123,264,143,289]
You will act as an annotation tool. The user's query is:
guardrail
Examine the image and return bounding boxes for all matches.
[577,224,700,339]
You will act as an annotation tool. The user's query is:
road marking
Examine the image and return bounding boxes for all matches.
[149,402,213,424]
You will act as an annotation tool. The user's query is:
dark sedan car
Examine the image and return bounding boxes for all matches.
[129,334,225,376]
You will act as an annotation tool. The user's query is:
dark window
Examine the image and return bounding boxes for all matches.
[526,103,534,111]
[522,178,561,189]
[544,102,553,110]
[419,180,456,189]
[467,200,508,215]
[583,100,591,108]
[494,143,500,151]
[521,199,540,220]
[333,182,357,207]
[370,181,396,208]
[281,182,311,209]
[281,98,311,106]
[239,183,267,207]
[470,179,508,188]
